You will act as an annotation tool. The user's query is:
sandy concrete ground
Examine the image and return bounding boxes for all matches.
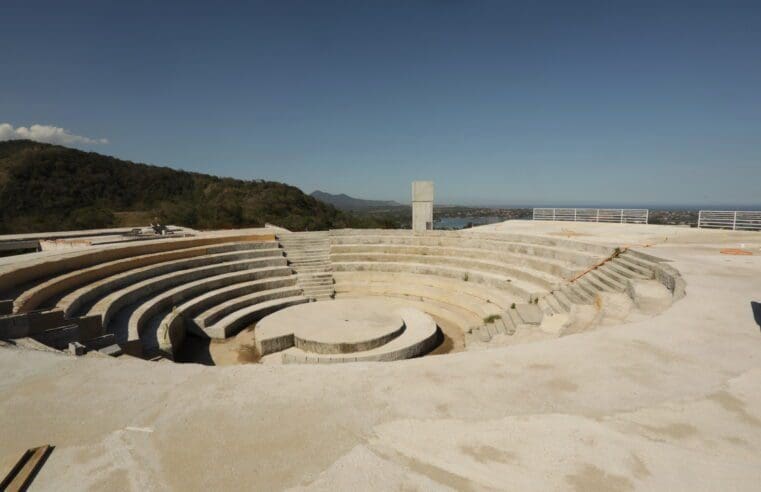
[1,221,761,491]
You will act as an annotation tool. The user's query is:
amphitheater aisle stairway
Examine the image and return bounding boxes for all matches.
[469,249,672,344]
[278,232,335,300]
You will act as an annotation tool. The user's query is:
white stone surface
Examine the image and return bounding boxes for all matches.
[257,299,405,354]
[627,279,673,314]
[1,221,761,490]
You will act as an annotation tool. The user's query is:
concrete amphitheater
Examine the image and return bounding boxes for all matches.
[1,220,760,490]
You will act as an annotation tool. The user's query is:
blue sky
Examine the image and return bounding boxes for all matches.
[1,1,760,206]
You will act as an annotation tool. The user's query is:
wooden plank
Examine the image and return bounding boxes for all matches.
[0,444,54,491]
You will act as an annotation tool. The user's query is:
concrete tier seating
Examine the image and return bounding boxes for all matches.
[0,227,685,359]
[332,261,539,301]
[198,295,309,339]
[330,252,559,290]
[15,241,278,314]
[327,230,615,304]
[128,268,297,353]
[0,233,276,300]
[333,271,507,330]
[278,232,335,300]
[329,229,610,267]
[59,246,282,318]
[90,256,288,337]
[330,243,578,279]
[154,276,299,354]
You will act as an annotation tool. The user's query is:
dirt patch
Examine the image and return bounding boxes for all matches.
[708,391,761,427]
[642,422,698,440]
[460,444,516,465]
[550,229,591,238]
[565,464,634,492]
[545,378,578,392]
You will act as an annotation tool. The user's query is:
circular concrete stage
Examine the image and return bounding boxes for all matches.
[254,298,440,363]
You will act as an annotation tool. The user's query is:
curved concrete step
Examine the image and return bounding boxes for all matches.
[127,268,297,346]
[330,234,602,268]
[88,256,288,331]
[0,233,278,300]
[330,243,576,278]
[332,271,517,309]
[14,241,278,314]
[332,261,541,301]
[329,229,613,256]
[201,295,309,339]
[279,307,439,363]
[334,279,502,320]
[58,248,283,318]
[151,275,298,353]
[330,252,560,290]
[195,286,303,329]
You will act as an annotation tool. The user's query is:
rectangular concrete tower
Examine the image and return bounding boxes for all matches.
[412,181,434,232]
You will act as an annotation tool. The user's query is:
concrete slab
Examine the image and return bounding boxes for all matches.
[1,222,760,489]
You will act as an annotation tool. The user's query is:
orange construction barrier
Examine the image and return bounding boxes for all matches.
[720,249,753,256]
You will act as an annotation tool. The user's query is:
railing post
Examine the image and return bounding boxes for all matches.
[645,209,649,224]
[698,210,702,228]
[596,209,599,222]
[574,209,577,222]
[620,209,624,224]
[733,211,737,231]
[552,209,556,221]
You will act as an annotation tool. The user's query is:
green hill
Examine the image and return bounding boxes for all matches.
[0,140,387,234]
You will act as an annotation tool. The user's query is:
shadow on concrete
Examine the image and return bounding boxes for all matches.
[426,326,452,356]
[752,302,761,331]
[173,334,215,366]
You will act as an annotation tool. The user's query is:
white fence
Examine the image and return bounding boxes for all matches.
[697,211,761,231]
[533,208,649,224]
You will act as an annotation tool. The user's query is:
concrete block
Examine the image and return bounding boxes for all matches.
[68,341,86,356]
[74,315,103,340]
[0,310,67,339]
[411,181,434,202]
[412,181,434,233]
[33,324,80,350]
[98,344,123,357]
[83,333,116,350]
[626,279,673,314]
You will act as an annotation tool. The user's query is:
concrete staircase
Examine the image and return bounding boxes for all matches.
[536,249,660,317]
[278,232,335,300]
[465,303,543,344]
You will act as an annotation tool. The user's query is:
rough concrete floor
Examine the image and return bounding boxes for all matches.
[1,222,761,491]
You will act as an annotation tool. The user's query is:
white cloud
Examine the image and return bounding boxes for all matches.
[0,123,109,146]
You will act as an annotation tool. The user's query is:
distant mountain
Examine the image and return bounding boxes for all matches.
[0,140,385,234]
[311,190,403,211]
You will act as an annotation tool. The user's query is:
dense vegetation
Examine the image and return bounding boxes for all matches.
[0,140,394,234]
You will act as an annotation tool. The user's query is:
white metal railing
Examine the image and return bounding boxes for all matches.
[698,210,761,231]
[533,208,649,224]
